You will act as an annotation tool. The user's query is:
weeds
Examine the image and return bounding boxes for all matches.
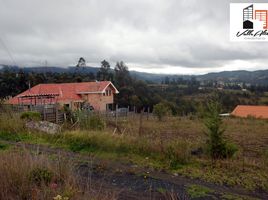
[75,111,105,130]
[0,110,267,191]
[20,111,41,121]
[0,112,25,134]
[0,142,9,150]
[186,184,214,198]
[165,141,191,169]
[0,150,117,200]
[29,167,54,186]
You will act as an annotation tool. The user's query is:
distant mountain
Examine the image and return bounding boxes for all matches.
[22,66,100,74]
[0,65,100,74]
[1,65,268,85]
[196,70,268,85]
[130,70,193,83]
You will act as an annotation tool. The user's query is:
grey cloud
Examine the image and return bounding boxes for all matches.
[0,0,267,74]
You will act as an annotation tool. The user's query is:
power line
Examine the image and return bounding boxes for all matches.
[0,37,17,66]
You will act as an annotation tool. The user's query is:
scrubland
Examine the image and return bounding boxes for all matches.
[0,111,268,198]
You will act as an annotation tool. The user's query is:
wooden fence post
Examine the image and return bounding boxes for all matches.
[42,107,45,121]
[115,104,118,127]
[55,106,58,124]
[138,108,144,136]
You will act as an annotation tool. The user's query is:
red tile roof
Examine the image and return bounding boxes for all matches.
[8,81,118,104]
[231,105,268,119]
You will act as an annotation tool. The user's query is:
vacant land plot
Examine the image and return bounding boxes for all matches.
[0,111,268,198]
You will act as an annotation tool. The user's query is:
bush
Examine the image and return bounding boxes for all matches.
[88,115,105,130]
[77,112,105,130]
[153,102,170,121]
[225,142,238,158]
[204,101,238,159]
[20,111,41,121]
[29,167,53,186]
[0,142,9,150]
[164,141,190,169]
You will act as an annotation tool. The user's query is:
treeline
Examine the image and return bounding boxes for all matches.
[0,59,265,114]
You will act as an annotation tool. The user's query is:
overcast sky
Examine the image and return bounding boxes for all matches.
[0,0,267,75]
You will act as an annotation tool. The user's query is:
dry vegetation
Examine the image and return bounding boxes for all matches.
[0,150,116,200]
[0,110,268,192]
[121,115,268,190]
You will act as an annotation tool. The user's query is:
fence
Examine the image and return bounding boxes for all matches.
[0,104,154,125]
[0,104,65,124]
[41,107,65,124]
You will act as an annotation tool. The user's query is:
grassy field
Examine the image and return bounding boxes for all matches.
[0,111,268,193]
[0,149,117,200]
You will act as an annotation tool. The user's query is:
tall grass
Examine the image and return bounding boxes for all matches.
[0,112,25,134]
[52,130,192,169]
[0,150,117,200]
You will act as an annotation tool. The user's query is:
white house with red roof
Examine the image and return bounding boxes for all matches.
[8,81,119,111]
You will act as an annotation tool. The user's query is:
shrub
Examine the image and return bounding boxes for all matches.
[153,102,170,121]
[164,141,191,169]
[0,142,9,150]
[29,167,53,186]
[78,112,105,130]
[225,142,238,158]
[88,115,105,130]
[20,111,41,121]
[203,101,238,159]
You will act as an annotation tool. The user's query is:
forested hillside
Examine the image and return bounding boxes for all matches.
[1,61,268,113]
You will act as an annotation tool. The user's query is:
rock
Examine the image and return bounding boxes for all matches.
[26,121,61,134]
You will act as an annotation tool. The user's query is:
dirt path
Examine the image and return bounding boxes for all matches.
[2,140,268,200]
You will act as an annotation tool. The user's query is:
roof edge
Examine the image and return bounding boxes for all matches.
[102,81,119,94]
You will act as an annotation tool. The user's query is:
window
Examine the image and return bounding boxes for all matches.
[104,90,112,96]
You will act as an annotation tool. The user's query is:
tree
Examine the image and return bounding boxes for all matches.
[97,60,112,81]
[76,57,86,68]
[204,101,237,160]
[153,102,170,121]
[114,61,131,88]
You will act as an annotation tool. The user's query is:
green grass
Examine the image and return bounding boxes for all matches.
[186,184,214,198]
[0,129,186,170]
[0,142,9,151]
[156,187,167,194]
[0,131,29,142]
[221,193,260,200]
[177,162,268,191]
